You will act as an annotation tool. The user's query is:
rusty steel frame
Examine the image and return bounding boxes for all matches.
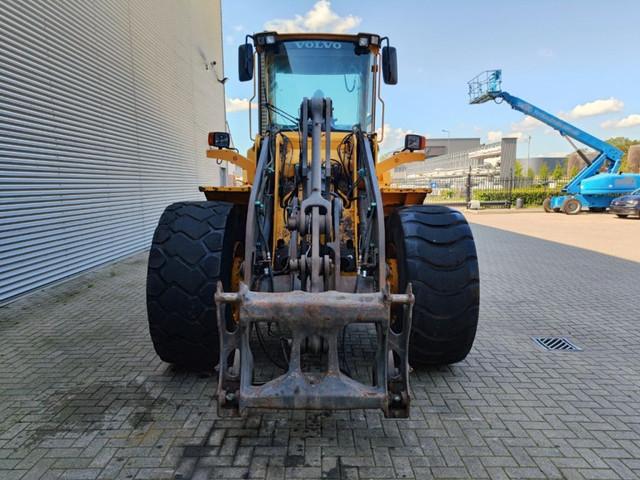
[215,282,413,417]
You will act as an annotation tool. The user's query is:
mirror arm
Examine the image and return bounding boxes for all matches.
[376,53,386,144]
[248,51,256,142]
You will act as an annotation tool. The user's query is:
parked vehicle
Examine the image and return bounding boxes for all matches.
[610,188,640,218]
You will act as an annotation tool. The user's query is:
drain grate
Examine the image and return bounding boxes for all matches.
[533,336,582,351]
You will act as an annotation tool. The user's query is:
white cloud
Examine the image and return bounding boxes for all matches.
[233,25,244,32]
[506,131,527,141]
[226,97,257,113]
[563,97,624,119]
[487,130,502,143]
[511,115,545,132]
[264,0,361,34]
[601,114,640,129]
[377,124,414,153]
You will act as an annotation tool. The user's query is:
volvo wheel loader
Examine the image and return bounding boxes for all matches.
[146,32,479,417]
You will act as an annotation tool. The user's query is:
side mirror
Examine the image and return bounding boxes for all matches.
[382,46,398,85]
[208,131,230,149]
[238,43,254,82]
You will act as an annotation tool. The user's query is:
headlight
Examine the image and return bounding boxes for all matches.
[627,199,639,205]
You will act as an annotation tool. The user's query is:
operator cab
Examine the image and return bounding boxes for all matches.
[238,32,397,136]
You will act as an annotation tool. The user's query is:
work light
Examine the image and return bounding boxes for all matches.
[208,132,230,149]
[404,134,426,151]
[255,32,278,46]
[357,33,380,48]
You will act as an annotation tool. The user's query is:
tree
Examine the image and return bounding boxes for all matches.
[606,137,640,172]
[538,162,549,179]
[551,163,564,180]
[569,165,580,177]
[514,160,523,178]
[621,156,630,172]
[628,145,640,173]
[527,167,535,179]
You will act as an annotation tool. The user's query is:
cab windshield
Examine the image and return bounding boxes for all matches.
[262,40,373,131]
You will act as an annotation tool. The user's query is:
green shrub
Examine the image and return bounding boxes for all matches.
[442,189,455,199]
[472,187,562,206]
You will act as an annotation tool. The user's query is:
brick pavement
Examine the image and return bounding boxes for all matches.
[0,223,639,480]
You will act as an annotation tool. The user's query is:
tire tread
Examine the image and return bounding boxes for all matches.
[390,205,479,365]
[146,201,241,369]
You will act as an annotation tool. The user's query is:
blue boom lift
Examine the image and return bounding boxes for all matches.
[468,70,640,214]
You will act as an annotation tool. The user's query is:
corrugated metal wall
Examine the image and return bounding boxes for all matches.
[0,0,226,302]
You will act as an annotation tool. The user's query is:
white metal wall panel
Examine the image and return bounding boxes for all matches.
[0,0,226,302]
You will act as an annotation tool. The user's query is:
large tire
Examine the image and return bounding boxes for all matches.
[542,197,553,213]
[146,201,244,369]
[562,197,582,215]
[388,205,480,366]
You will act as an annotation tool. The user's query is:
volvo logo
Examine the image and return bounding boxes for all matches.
[294,41,342,49]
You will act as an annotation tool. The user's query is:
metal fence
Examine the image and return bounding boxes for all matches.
[394,174,570,204]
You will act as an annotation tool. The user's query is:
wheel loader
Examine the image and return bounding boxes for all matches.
[146,31,479,418]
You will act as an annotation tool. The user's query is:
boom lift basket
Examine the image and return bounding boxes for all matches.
[468,69,502,104]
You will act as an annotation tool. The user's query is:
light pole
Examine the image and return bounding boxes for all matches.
[527,135,532,174]
[442,129,450,155]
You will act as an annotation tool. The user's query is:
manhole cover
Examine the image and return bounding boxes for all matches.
[532,336,582,351]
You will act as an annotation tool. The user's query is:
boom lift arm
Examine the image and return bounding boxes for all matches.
[468,70,623,194]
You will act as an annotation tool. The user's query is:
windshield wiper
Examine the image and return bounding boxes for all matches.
[262,102,300,127]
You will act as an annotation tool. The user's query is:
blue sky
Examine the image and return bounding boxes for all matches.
[220,0,640,157]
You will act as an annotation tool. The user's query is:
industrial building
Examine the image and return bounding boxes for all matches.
[393,137,518,183]
[425,137,482,155]
[0,1,226,302]
[519,156,566,174]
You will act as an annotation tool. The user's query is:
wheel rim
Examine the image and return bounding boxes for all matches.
[387,258,399,293]
[565,200,580,214]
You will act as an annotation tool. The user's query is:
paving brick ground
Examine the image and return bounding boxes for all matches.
[465,211,640,263]
[1,222,639,480]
